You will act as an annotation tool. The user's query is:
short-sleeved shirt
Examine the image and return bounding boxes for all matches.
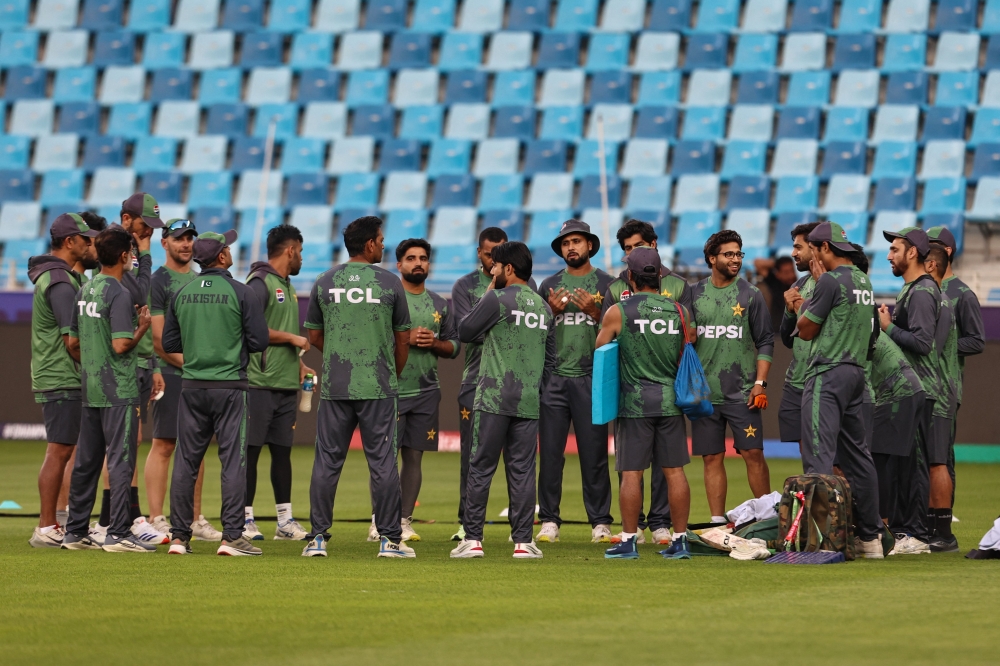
[601,267,691,315]
[69,273,139,408]
[781,274,816,390]
[305,262,411,400]
[616,292,688,418]
[29,258,84,399]
[537,267,615,378]
[800,264,876,379]
[458,283,555,419]
[124,251,154,365]
[689,278,774,404]
[149,265,198,376]
[398,288,459,398]
[886,275,944,398]
[247,268,301,391]
[869,334,922,406]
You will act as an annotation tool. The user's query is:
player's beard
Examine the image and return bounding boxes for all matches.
[403,270,427,285]
[80,256,99,270]
[717,261,741,280]
[889,260,904,277]
[289,256,302,276]
[494,271,508,289]
[564,253,587,269]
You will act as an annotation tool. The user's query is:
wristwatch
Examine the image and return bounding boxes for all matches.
[755,380,767,388]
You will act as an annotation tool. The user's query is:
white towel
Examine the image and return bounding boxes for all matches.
[726,491,783,525]
[978,516,1000,551]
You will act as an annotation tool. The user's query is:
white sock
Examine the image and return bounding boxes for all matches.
[621,532,636,542]
[711,515,727,524]
[39,525,56,534]
[245,506,254,521]
[276,503,292,525]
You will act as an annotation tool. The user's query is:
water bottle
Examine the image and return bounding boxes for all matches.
[299,373,314,412]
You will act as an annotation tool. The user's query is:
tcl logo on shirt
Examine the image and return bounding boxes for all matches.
[77,301,100,318]
[275,288,285,303]
[511,310,548,329]
[328,287,380,303]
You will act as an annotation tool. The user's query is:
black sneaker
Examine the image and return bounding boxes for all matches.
[928,535,959,553]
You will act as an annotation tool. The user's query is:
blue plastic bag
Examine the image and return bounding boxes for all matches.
[673,307,714,419]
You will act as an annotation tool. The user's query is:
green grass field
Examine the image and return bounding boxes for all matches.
[1,440,998,664]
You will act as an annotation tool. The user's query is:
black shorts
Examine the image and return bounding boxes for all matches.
[778,383,803,443]
[41,394,82,446]
[691,401,764,455]
[398,390,440,452]
[137,366,152,423]
[871,393,923,457]
[151,372,183,440]
[615,416,688,471]
[926,413,954,466]
[247,388,297,448]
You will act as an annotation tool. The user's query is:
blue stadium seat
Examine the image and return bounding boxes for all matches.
[586,33,629,72]
[52,68,96,103]
[39,170,84,205]
[0,0,28,29]
[445,71,487,104]
[833,34,876,72]
[473,138,519,176]
[429,209,477,248]
[726,209,770,247]
[192,207,235,234]
[649,0,691,31]
[458,0,504,31]
[235,171,284,211]
[720,141,766,177]
[298,70,341,103]
[881,34,926,72]
[935,72,977,108]
[920,177,965,213]
[492,71,536,107]
[601,0,644,30]
[150,69,194,102]
[143,32,186,70]
[481,210,524,241]
[573,139,617,177]
[180,136,228,173]
[508,0,549,30]
[383,209,428,246]
[287,173,330,207]
[923,107,965,141]
[526,211,571,248]
[681,107,725,141]
[625,176,671,210]
[922,213,964,249]
[920,140,966,178]
[397,105,441,140]
[590,72,632,106]
[695,0,739,32]
[871,177,916,211]
[736,72,779,104]
[0,202,41,240]
[290,33,334,70]
[346,70,389,106]
[281,138,327,174]
[438,32,482,70]
[155,100,201,138]
[222,0,263,30]
[98,66,145,104]
[174,0,220,31]
[838,0,881,32]
[366,0,407,30]
[885,0,928,32]
[968,177,1000,220]
[105,103,151,139]
[781,33,826,71]
[672,140,716,174]
[620,139,669,178]
[526,173,574,211]
[935,32,979,72]
[674,211,721,248]
[43,30,89,68]
[493,106,537,140]
[132,136,177,173]
[637,72,681,107]
[338,31,383,70]
[586,104,631,141]
[686,70,731,107]
[410,0,456,32]
[4,66,46,100]
[432,174,475,207]
[885,71,928,105]
[972,144,1000,180]
[633,33,681,72]
[822,175,870,212]
[871,105,919,144]
[732,35,777,73]
[537,32,580,70]
[578,175,621,209]
[140,171,182,203]
[789,0,832,31]
[770,139,818,177]
[427,139,471,177]
[83,136,126,170]
[777,107,821,140]
[253,103,299,139]
[231,137,266,171]
[189,32,234,70]
[241,32,282,67]
[205,103,248,138]
[728,105,774,142]
[93,31,134,67]
[430,245,478,280]
[785,72,831,106]
[985,0,1000,32]
[834,70,880,107]
[80,0,123,29]
[327,137,375,174]
[982,72,1000,108]
[555,0,598,30]
[685,33,728,69]
[314,0,360,32]
[985,37,1000,71]
[871,141,917,179]
[485,32,533,71]
[822,141,866,176]
[270,0,311,31]
[726,175,770,210]
[198,69,242,104]
[88,166,136,206]
[389,33,432,69]
[824,108,869,143]
[971,109,1000,148]
[773,176,819,213]
[8,99,53,137]
[0,136,30,170]
[479,175,524,210]
[445,103,490,140]
[774,211,817,242]
[634,106,678,139]
[379,139,423,173]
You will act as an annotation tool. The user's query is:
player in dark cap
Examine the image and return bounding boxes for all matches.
[535,220,615,545]
[162,230,269,556]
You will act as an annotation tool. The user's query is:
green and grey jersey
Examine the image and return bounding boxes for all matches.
[69,273,140,407]
[616,292,689,418]
[869,335,922,406]
[398,288,460,399]
[780,274,816,390]
[537,267,614,377]
[458,283,556,419]
[601,267,692,316]
[28,255,84,401]
[886,274,946,399]
[942,276,985,405]
[149,265,198,376]
[123,249,153,367]
[933,295,958,418]
[162,267,269,388]
[305,262,411,400]
[800,265,876,379]
[689,278,774,404]
[452,268,537,386]
[247,262,301,391]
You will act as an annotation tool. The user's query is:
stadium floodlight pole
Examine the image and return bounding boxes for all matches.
[596,114,613,274]
[250,117,278,268]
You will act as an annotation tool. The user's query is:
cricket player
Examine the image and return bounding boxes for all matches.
[27,213,99,548]
[879,227,949,555]
[62,227,152,552]
[163,230,269,556]
[791,221,883,559]
[601,219,686,545]
[689,230,773,523]
[451,241,555,559]
[450,227,536,541]
[596,248,694,560]
[301,216,415,559]
[388,238,460,542]
[778,221,819,449]
[536,220,615,544]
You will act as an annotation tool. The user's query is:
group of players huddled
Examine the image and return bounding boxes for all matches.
[27,191,983,559]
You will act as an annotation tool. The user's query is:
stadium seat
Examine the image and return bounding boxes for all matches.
[155,101,201,139]
[524,140,568,175]
[681,107,725,141]
[834,70,880,108]
[0,169,34,201]
[105,102,150,139]
[923,107,966,142]
[674,211,721,249]
[577,175,620,209]
[0,137,30,170]
[972,144,1000,180]
[673,174,719,213]
[93,31,134,67]
[526,173,574,211]
[586,33,629,72]
[345,70,389,107]
[781,33,827,71]
[633,33,681,72]
[428,208,477,246]
[366,0,407,30]
[297,70,341,103]
[822,141,866,176]
[785,71,831,106]
[481,210,525,241]
[150,69,195,103]
[290,34,333,70]
[388,33,431,69]
[253,103,299,139]
[410,0,455,32]
[445,104,490,140]
[590,72,632,106]
[872,177,916,211]
[770,139,818,177]
[881,34,926,72]
[982,72,1000,109]
[302,101,348,139]
[673,140,716,174]
[398,105,441,140]
[539,70,585,108]
[920,140,966,179]
[920,177,965,214]
[773,176,819,213]
[736,72,779,105]
[8,100,52,137]
[327,137,375,174]
[825,108,869,143]
[394,69,439,107]
[4,66,46,100]
[686,70,731,107]
[493,106,536,140]
[459,0,504,31]
[98,66,145,105]
[822,175,870,213]
[231,137,266,171]
[573,140,617,177]
[634,106,679,140]
[133,137,177,173]
[270,0,311,31]
[83,136,126,170]
[871,141,916,179]
[885,71,928,106]
[726,209,770,246]
[235,170,283,210]
[314,0,360,32]
[143,32,186,70]
[685,33,728,69]
[732,35,777,75]
[485,32,533,72]
[728,105,774,142]
[773,211,817,242]
[884,0,928,32]
[285,173,330,207]
[189,32,234,70]
[473,138,520,176]
[338,32,383,70]
[934,32,979,72]
[742,0,786,31]
[833,34,876,72]
[438,33,482,70]
[43,30,89,69]
[222,0,263,30]
[636,72,680,108]
[720,141,766,177]
[431,174,475,207]
[241,33,282,68]
[0,0,28,29]
[968,176,1000,220]
[790,0,832,31]
[726,176,770,210]
[870,211,917,250]
[205,103,248,138]
[0,202,41,240]
[384,209,428,245]
[586,104,632,142]
[600,0,644,30]
[620,139,669,178]
[555,0,598,31]
[140,172,182,203]
[626,175,671,210]
[281,138,327,175]
[777,107,821,140]
[379,139,423,173]
[479,175,524,210]
[970,109,1000,147]
[428,139,471,177]
[198,69,242,105]
[88,166,135,206]
[445,71,487,105]
[40,169,84,205]
[52,68,96,103]
[174,0,219,31]
[649,0,691,31]
[935,72,977,108]
[180,136,229,173]
[837,0,881,31]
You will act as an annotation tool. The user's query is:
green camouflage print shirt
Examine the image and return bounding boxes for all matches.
[149,265,198,376]
[886,275,947,400]
[801,265,876,379]
[616,292,689,418]
[779,274,816,390]
[601,267,692,315]
[869,334,922,406]
[458,283,556,419]
[305,262,411,400]
[537,267,614,377]
[689,278,774,404]
[398,288,460,398]
[932,295,958,418]
[69,273,140,407]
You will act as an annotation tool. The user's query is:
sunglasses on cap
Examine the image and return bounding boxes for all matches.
[166,219,195,232]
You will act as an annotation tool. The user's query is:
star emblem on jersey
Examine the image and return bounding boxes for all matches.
[593,292,603,304]
[432,310,441,323]
[460,408,471,420]
[732,303,745,317]
[661,288,673,298]
[744,424,757,438]
[427,429,437,440]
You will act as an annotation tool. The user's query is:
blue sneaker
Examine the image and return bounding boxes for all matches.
[605,535,639,559]
[659,534,691,559]
[302,535,328,557]
[378,536,416,558]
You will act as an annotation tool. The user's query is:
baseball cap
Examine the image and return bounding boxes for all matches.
[550,219,601,257]
[50,212,100,240]
[122,192,164,228]
[882,226,929,256]
[163,218,197,238]
[807,221,855,253]
[625,246,661,277]
[926,226,956,253]
[192,230,237,265]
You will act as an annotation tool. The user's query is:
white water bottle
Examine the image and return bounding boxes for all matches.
[299,373,314,412]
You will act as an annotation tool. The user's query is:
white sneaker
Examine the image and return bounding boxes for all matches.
[536,522,559,543]
[377,536,416,558]
[651,528,673,545]
[730,538,771,561]
[450,539,485,558]
[611,530,646,545]
[103,534,154,553]
[274,519,308,541]
[889,535,930,555]
[591,524,613,543]
[513,541,544,559]
[242,519,264,541]
[131,517,169,546]
[168,539,192,555]
[366,515,380,542]
[855,537,885,560]
[401,517,421,542]
[89,521,108,544]
[150,514,171,535]
[29,526,64,548]
[302,535,328,557]
[191,515,222,542]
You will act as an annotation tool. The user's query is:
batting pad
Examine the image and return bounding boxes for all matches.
[592,341,619,425]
